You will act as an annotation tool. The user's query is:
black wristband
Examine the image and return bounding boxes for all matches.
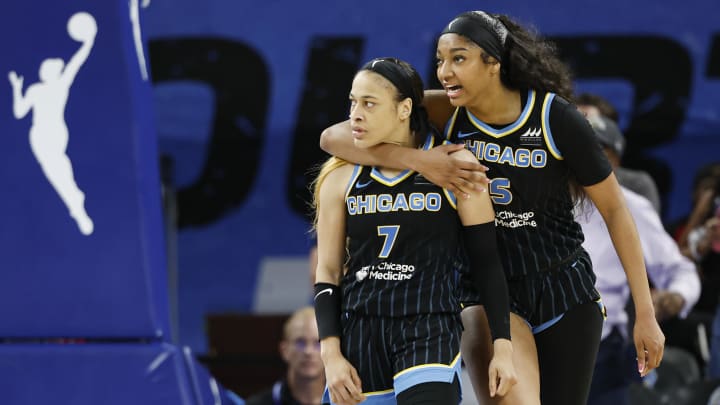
[313,283,342,340]
[463,222,511,341]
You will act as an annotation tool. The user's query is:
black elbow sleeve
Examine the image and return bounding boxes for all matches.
[463,223,511,341]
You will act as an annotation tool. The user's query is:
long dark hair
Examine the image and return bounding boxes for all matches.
[494,14,574,100]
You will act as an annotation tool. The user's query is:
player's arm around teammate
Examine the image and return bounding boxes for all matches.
[453,148,517,397]
[313,161,366,405]
[319,124,488,199]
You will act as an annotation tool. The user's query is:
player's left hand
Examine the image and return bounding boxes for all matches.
[488,339,517,397]
[633,311,665,377]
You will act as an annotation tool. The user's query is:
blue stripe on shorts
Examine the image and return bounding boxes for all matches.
[393,352,462,394]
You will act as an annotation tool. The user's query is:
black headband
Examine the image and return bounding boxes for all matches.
[360,58,420,104]
[441,11,508,62]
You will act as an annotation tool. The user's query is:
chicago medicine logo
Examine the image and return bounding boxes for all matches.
[355,262,415,281]
[8,12,97,235]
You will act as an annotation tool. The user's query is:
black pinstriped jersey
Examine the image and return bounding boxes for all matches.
[445,90,611,278]
[341,134,465,317]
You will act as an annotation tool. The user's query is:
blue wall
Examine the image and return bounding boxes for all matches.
[142,0,720,352]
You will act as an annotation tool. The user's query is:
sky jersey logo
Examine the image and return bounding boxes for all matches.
[518,127,543,146]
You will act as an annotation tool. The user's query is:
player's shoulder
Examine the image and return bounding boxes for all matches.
[326,160,357,181]
[547,93,580,117]
[549,92,570,106]
[320,160,359,198]
[543,92,590,134]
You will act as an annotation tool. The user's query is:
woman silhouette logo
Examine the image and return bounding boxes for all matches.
[8,12,97,235]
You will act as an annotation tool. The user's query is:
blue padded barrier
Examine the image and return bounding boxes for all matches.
[181,346,246,405]
[0,2,169,338]
[0,343,196,405]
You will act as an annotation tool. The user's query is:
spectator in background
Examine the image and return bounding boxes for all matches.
[672,164,720,378]
[246,306,325,405]
[576,94,662,213]
[669,163,720,241]
[671,163,720,260]
[666,163,720,375]
[681,164,720,314]
[576,93,620,122]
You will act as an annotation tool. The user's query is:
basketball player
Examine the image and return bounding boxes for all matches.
[312,57,516,405]
[319,11,665,405]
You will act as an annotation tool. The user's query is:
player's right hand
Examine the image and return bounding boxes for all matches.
[416,144,489,198]
[324,353,366,405]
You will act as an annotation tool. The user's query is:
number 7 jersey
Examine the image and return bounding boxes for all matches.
[342,134,466,317]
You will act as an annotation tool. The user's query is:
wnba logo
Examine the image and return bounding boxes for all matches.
[7,12,97,235]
